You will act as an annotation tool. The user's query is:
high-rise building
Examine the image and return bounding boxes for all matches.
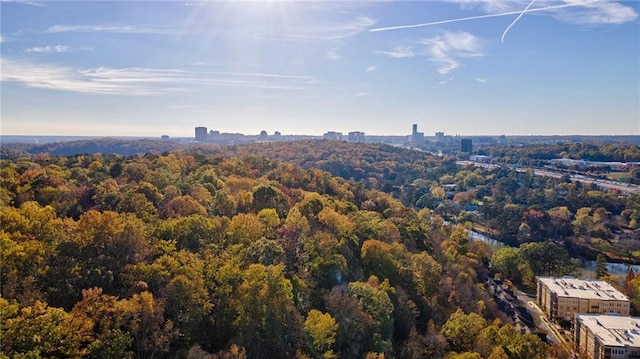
[323,131,343,141]
[348,131,365,143]
[411,124,424,142]
[195,126,208,141]
[461,138,473,152]
[435,132,445,143]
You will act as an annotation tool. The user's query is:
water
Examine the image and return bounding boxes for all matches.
[468,230,640,277]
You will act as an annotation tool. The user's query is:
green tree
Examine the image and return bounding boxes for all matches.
[440,309,486,352]
[595,254,609,279]
[519,241,580,277]
[233,264,302,358]
[491,247,528,285]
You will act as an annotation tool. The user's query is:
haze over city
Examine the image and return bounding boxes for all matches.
[1,0,638,137]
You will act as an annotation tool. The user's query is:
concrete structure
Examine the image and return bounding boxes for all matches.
[348,131,365,143]
[195,126,208,142]
[537,277,630,322]
[461,138,473,152]
[435,131,445,143]
[411,124,424,142]
[323,131,343,141]
[575,314,640,359]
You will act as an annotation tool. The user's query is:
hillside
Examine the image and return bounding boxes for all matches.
[0,150,558,359]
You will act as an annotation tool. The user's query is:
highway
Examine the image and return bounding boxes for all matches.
[457,161,640,196]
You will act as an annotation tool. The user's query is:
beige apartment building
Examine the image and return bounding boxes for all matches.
[575,314,640,359]
[537,277,630,322]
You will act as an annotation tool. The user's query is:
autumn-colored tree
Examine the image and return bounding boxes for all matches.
[440,309,486,352]
[232,264,302,358]
[226,213,265,246]
[304,309,338,359]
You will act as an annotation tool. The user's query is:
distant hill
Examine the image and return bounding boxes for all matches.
[2,138,182,156]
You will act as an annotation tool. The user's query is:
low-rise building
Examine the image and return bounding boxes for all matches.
[537,277,630,322]
[575,314,640,359]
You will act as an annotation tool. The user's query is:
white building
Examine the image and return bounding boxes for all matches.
[575,314,640,359]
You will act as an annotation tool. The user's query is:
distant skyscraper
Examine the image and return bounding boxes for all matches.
[161,135,170,141]
[195,126,208,141]
[411,124,424,142]
[435,132,445,142]
[348,131,365,143]
[461,138,473,152]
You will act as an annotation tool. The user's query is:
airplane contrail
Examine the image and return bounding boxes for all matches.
[369,0,602,32]
[501,0,537,43]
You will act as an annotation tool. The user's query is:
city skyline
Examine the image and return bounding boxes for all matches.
[1,0,639,137]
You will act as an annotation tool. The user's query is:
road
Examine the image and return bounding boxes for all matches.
[457,161,640,195]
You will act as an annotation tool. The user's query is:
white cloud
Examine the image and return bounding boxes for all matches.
[46,24,184,34]
[1,58,318,95]
[475,77,487,83]
[446,0,637,25]
[354,92,368,97]
[288,16,376,40]
[1,0,47,7]
[553,0,638,24]
[325,48,342,60]
[371,0,636,33]
[365,66,377,72]
[375,46,415,58]
[26,45,93,53]
[437,77,455,85]
[422,31,483,74]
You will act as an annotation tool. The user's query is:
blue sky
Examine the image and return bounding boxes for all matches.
[1,0,638,137]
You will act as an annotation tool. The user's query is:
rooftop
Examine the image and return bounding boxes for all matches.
[538,277,629,302]
[577,314,640,348]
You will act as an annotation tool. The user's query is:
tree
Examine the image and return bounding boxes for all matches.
[519,242,580,278]
[232,264,302,358]
[252,185,290,218]
[361,240,398,282]
[440,309,486,352]
[411,252,442,299]
[226,213,265,246]
[1,299,88,358]
[304,309,338,359]
[595,254,609,279]
[348,280,395,354]
[162,195,208,219]
[326,287,377,358]
[491,247,527,285]
[119,291,175,359]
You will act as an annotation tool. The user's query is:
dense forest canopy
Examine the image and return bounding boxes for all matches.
[1,146,575,359]
[2,140,638,358]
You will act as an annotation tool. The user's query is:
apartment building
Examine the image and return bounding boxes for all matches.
[537,277,630,322]
[575,314,640,359]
